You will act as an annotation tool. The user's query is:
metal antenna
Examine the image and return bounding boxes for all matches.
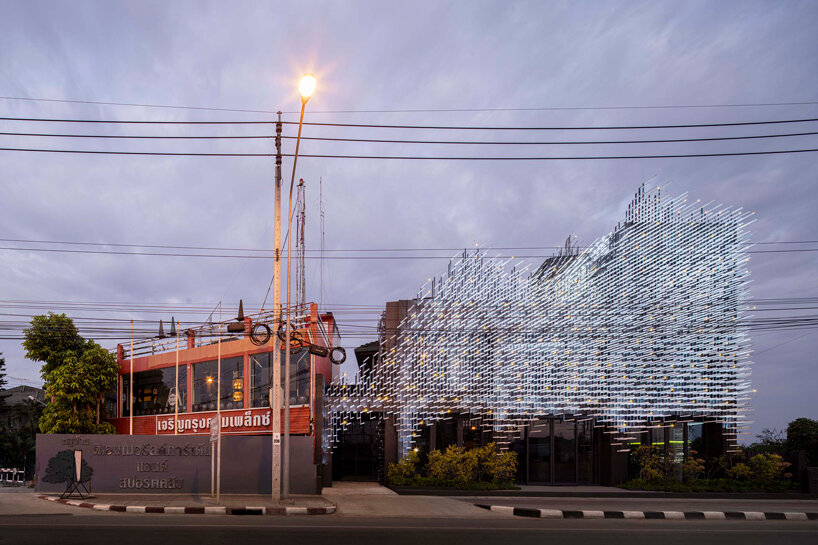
[295,178,307,308]
[319,176,325,310]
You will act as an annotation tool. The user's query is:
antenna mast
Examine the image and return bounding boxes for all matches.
[295,178,307,308]
[319,176,325,310]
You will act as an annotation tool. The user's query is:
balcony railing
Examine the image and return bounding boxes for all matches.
[120,304,324,360]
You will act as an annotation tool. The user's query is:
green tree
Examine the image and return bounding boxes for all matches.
[23,313,86,380]
[786,418,818,465]
[749,428,787,455]
[23,315,118,435]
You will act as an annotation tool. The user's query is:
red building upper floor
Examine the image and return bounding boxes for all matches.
[106,303,340,437]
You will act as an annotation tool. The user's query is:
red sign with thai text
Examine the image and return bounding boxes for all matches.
[156,408,272,435]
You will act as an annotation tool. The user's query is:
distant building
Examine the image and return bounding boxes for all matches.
[0,385,44,432]
[326,185,752,485]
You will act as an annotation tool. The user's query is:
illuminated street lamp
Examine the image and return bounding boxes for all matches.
[282,73,316,499]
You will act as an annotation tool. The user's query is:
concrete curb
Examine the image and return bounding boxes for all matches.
[475,504,818,521]
[38,495,336,516]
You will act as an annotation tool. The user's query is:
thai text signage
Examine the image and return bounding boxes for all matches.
[156,408,272,435]
[36,433,317,494]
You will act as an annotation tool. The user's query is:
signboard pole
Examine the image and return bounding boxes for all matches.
[216,319,221,504]
[174,323,179,435]
[210,415,218,497]
[129,320,133,436]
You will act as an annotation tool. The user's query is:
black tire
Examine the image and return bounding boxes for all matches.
[250,323,272,346]
[329,346,346,365]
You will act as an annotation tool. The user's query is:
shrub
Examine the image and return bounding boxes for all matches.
[387,449,419,481]
[728,462,752,481]
[681,452,705,481]
[748,453,790,482]
[388,442,517,487]
[631,445,663,481]
[427,445,477,484]
[489,448,518,482]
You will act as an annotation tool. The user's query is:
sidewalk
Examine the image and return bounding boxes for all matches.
[37,492,335,515]
[322,481,503,518]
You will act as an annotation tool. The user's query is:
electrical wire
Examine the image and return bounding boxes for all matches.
[3,129,818,145]
[1,246,816,259]
[0,237,816,252]
[4,115,818,130]
[3,94,818,114]
[2,146,818,160]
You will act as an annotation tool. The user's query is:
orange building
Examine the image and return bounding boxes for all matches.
[108,303,340,442]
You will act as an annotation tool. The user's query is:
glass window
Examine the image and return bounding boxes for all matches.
[553,421,576,483]
[577,420,593,484]
[221,356,244,411]
[528,421,551,483]
[191,357,243,412]
[687,423,703,457]
[122,366,188,417]
[249,350,311,408]
[103,389,117,419]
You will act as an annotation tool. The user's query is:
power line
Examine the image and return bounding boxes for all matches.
[293,118,818,131]
[3,129,818,145]
[2,146,818,160]
[0,246,816,259]
[3,115,818,130]
[2,238,814,253]
[3,94,818,114]
[295,149,818,160]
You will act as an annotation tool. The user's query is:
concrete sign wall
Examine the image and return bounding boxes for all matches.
[36,434,318,495]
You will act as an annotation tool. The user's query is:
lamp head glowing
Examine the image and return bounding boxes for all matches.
[299,74,316,102]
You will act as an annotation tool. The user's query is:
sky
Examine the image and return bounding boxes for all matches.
[0,0,816,442]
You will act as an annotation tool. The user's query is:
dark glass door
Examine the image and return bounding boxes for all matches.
[577,420,593,484]
[332,419,379,481]
[527,423,551,483]
[553,421,577,483]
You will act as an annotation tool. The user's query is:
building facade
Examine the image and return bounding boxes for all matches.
[325,185,753,485]
[96,303,340,493]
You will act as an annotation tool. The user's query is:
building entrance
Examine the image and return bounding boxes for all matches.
[331,417,383,482]
[519,419,593,485]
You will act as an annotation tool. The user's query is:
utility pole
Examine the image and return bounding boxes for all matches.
[271,111,283,502]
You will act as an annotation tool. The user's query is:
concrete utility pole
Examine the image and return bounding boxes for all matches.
[271,111,283,502]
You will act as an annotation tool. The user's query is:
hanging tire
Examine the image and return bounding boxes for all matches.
[329,346,346,365]
[250,323,272,346]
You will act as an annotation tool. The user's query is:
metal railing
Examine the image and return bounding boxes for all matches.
[120,305,315,360]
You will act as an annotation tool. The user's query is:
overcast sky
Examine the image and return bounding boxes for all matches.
[1,1,816,442]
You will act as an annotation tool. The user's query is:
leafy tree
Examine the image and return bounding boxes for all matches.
[786,417,818,465]
[749,428,787,455]
[23,315,118,435]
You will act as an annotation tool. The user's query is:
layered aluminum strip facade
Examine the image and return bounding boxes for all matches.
[326,185,753,454]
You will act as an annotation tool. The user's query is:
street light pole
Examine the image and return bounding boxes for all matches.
[283,73,315,499]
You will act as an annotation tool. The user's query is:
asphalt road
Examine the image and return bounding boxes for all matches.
[1,513,817,545]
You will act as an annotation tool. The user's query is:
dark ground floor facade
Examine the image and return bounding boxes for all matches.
[330,414,730,486]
